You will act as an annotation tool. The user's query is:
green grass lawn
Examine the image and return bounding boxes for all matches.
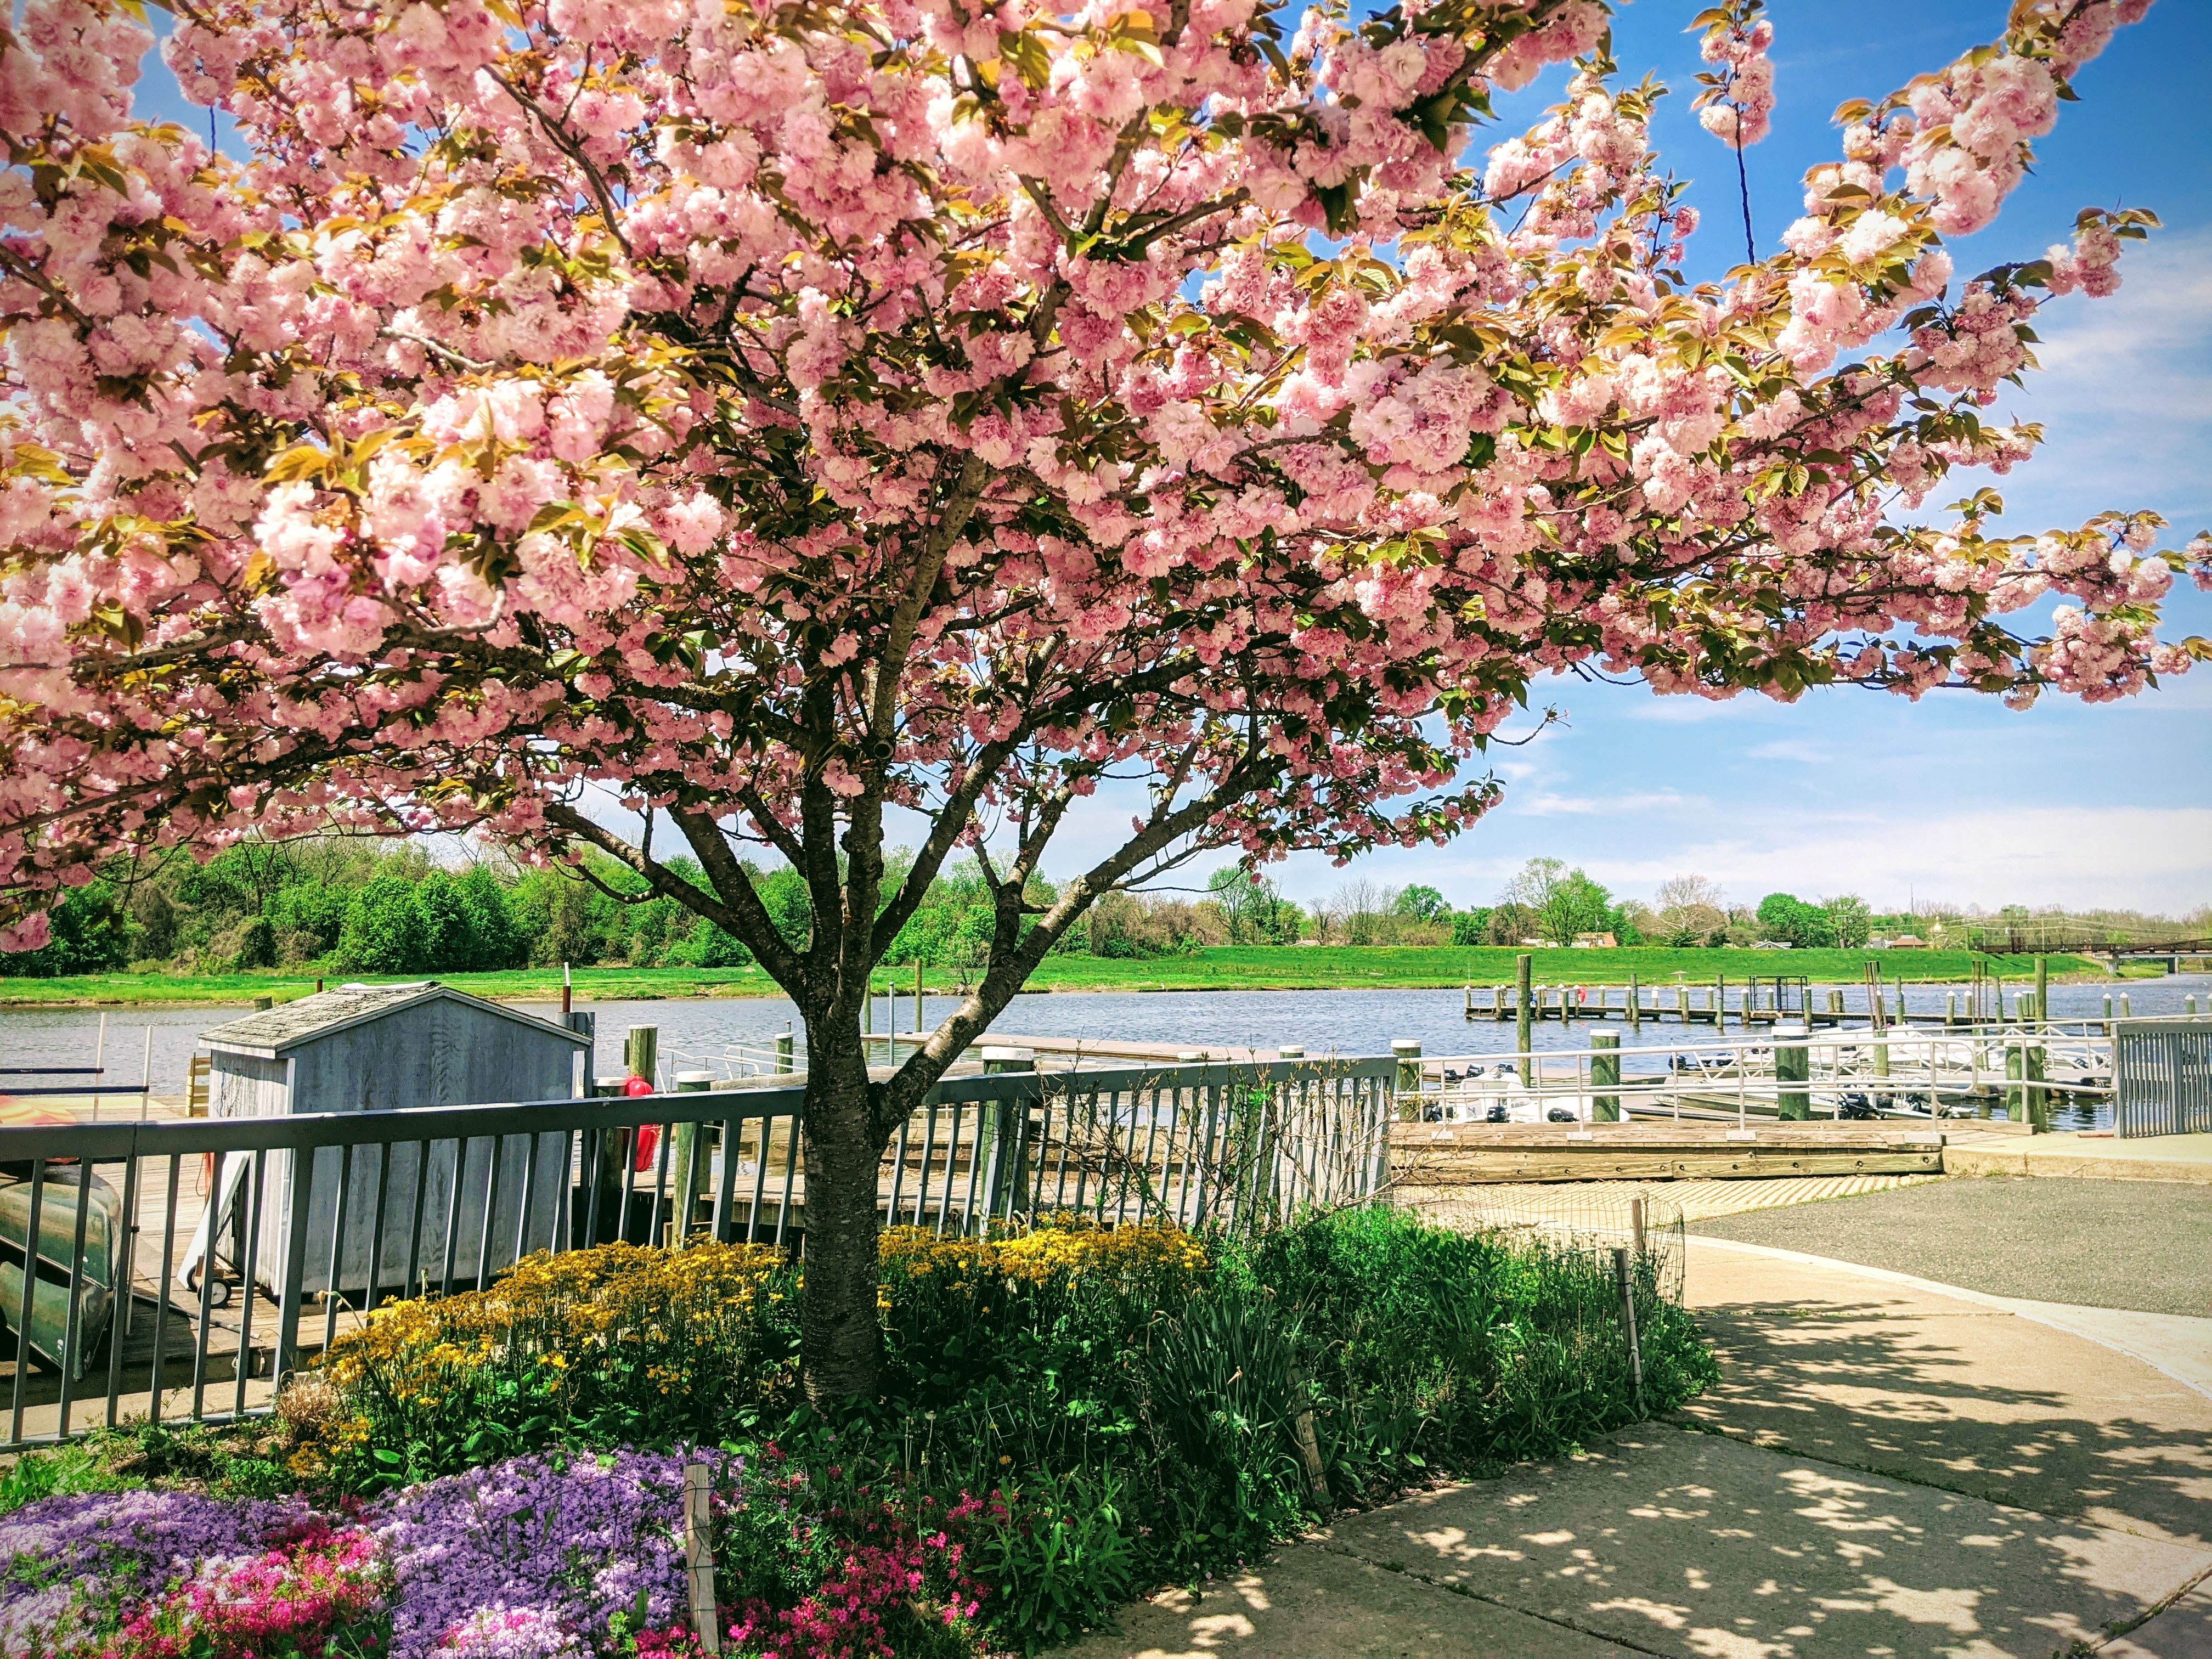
[1019,944,2096,990]
[0,945,2103,1007]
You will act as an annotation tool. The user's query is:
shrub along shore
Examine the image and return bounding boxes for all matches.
[0,944,2109,1007]
[0,1209,1714,1658]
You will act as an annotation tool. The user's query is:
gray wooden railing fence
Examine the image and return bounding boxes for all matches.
[2112,1017,2212,1138]
[0,1056,1395,1449]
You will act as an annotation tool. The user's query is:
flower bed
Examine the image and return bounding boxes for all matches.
[0,1207,1716,1657]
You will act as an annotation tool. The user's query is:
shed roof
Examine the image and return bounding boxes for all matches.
[200,983,589,1058]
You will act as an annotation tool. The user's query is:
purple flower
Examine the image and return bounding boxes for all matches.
[0,1488,313,1653]
[437,1605,588,1659]
[370,1451,729,1659]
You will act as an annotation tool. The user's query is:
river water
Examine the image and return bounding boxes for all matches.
[2,973,2205,1102]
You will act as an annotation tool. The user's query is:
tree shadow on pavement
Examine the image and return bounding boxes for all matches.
[1680,1297,2212,1546]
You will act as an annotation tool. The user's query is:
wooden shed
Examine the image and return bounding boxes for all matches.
[195,984,591,1300]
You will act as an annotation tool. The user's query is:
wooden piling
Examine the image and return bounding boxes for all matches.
[1628,973,1641,1031]
[1393,1040,1423,1120]
[1592,1030,1621,1123]
[625,1025,658,1086]
[1516,953,1533,1068]
[2034,955,2050,1026]
[1494,985,1509,1022]
[1775,1023,1810,1121]
[1714,975,1726,1031]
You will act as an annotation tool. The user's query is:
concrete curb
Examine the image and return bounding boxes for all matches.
[1686,1234,2212,1404]
[1945,1138,2212,1183]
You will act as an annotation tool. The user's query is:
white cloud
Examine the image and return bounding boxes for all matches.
[1985,228,2212,528]
[1516,787,1703,817]
[1583,805,2212,912]
[1746,739,1830,763]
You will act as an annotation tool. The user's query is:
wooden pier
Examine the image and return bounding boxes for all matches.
[1462,981,2005,1029]
[1390,1120,1946,1186]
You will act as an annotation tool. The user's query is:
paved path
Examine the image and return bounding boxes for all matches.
[1693,1176,2212,1317]
[1061,1238,2212,1658]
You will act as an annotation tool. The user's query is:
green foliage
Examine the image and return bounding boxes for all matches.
[1756,891,1836,949]
[1500,857,1616,945]
[1205,867,1301,946]
[0,879,134,977]
[306,1211,1714,1656]
[0,1424,296,1516]
[1823,894,1873,948]
[1392,884,1449,924]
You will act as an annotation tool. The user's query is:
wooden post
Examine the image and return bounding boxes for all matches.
[2034,955,2050,1026]
[1464,983,1473,1019]
[775,1030,794,1074]
[2005,1038,2025,1124]
[1393,1040,1423,1121]
[2119,992,2131,1019]
[979,1047,1035,1223]
[1715,975,1726,1030]
[1494,984,1509,1021]
[1775,1023,1810,1121]
[1676,985,1688,1022]
[1946,990,1957,1029]
[2024,1038,2047,1131]
[1592,1030,1621,1122]
[1628,973,1640,1031]
[1516,953,1533,1069]
[2103,993,2114,1029]
[670,1070,714,1242]
[625,1024,659,1085]
[1612,1247,1643,1410]
[1629,1196,1647,1260]
[684,1462,720,1654]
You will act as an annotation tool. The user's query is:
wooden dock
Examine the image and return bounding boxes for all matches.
[1389,1120,1946,1186]
[1461,983,1987,1029]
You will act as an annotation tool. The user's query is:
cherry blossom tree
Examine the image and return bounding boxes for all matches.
[0,0,2204,1393]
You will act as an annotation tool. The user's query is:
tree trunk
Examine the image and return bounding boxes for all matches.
[796,1022,889,1401]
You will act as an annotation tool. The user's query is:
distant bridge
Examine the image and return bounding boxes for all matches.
[1968,932,2212,967]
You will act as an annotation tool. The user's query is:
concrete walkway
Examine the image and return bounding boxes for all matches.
[1062,1239,2212,1658]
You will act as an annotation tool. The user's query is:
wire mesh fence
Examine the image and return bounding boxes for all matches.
[1387,1180,1688,1306]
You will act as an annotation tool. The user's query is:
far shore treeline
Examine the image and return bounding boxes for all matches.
[0,839,2176,990]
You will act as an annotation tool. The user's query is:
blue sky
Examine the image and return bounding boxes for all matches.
[130,2,2210,917]
[1251,0,2212,918]
[1055,3,2212,917]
